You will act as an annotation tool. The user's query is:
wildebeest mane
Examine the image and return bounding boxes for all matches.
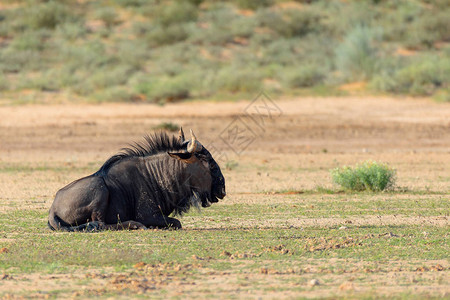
[95,132,183,176]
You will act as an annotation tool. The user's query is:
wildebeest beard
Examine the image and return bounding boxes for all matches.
[172,190,213,216]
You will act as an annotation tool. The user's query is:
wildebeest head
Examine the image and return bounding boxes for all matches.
[168,128,226,208]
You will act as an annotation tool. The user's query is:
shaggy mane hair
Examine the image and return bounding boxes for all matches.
[95,132,184,176]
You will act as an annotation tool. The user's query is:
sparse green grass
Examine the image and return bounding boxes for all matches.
[0,205,448,273]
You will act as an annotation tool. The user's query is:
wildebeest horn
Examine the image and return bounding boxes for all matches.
[187,129,202,153]
[178,127,185,143]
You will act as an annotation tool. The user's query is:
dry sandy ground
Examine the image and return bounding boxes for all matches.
[1,95,449,204]
[0,95,449,298]
[1,95,449,157]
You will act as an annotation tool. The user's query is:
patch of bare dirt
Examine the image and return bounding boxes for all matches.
[183,214,449,230]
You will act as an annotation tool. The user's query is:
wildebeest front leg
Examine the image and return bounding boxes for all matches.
[146,216,182,230]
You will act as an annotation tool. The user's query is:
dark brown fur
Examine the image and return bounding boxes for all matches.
[48,132,226,231]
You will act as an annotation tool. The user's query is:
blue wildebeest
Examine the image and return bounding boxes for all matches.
[48,128,226,231]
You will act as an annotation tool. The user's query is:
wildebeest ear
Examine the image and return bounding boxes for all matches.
[168,151,194,162]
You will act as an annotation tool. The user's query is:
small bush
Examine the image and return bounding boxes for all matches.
[0,73,8,91]
[405,10,450,50]
[259,39,300,66]
[16,72,60,92]
[213,67,262,93]
[0,48,44,73]
[433,87,450,103]
[225,160,238,171]
[331,160,396,192]
[156,2,198,27]
[282,65,326,88]
[190,5,239,46]
[9,30,49,51]
[335,25,382,81]
[113,39,149,69]
[233,0,273,10]
[25,2,76,29]
[92,86,137,102]
[257,8,322,38]
[95,7,120,28]
[145,24,190,46]
[88,65,135,90]
[133,75,192,104]
[55,22,88,40]
[153,122,179,132]
[371,55,450,96]
[113,0,149,7]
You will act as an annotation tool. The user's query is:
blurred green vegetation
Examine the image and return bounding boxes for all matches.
[0,0,449,103]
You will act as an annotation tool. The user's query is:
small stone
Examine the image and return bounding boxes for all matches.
[308,279,320,287]
[339,226,348,230]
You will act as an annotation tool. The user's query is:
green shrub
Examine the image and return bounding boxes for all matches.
[153,121,179,132]
[0,72,8,91]
[156,2,198,27]
[282,65,326,88]
[95,7,120,28]
[378,2,420,43]
[331,160,396,192]
[91,86,137,102]
[371,55,450,96]
[213,67,262,93]
[229,14,257,39]
[113,0,149,7]
[114,40,149,69]
[145,24,190,46]
[335,25,382,81]
[88,65,135,90]
[59,40,112,72]
[225,160,238,171]
[259,39,300,66]
[0,48,44,72]
[133,75,192,104]
[55,22,88,40]
[233,0,273,10]
[9,30,47,51]
[433,87,450,102]
[257,8,322,38]
[405,9,450,50]
[16,72,60,92]
[25,2,76,29]
[190,5,239,46]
